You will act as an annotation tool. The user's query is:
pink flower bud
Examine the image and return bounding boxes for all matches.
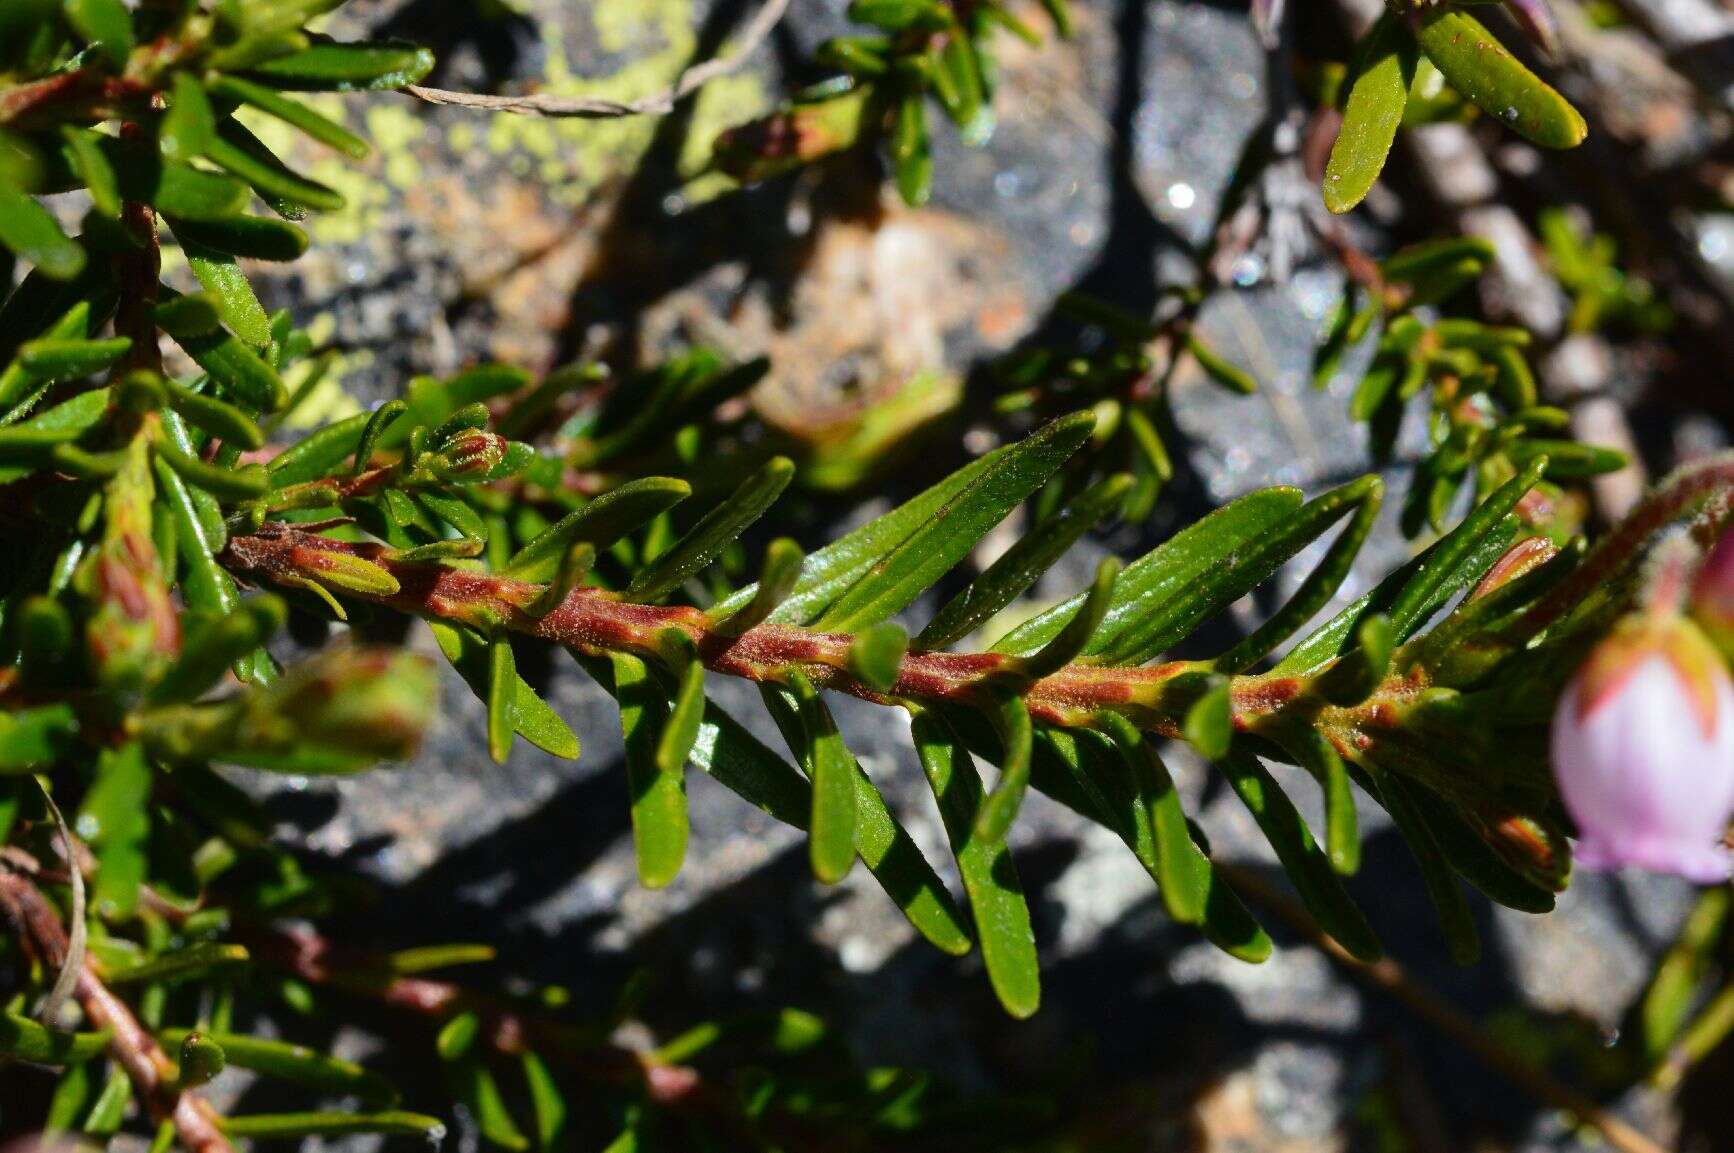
[1551,616,1734,882]
[434,429,508,480]
[1502,0,1562,59]
[1250,0,1286,49]
[1692,530,1734,660]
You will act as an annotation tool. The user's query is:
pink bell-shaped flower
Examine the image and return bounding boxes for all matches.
[1551,614,1734,882]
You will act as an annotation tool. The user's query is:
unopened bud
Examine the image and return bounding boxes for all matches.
[290,546,401,598]
[266,647,438,763]
[82,439,178,687]
[178,1032,226,1088]
[1250,0,1286,50]
[1471,536,1558,600]
[1502,0,1561,58]
[1551,613,1734,881]
[714,93,868,183]
[432,429,508,481]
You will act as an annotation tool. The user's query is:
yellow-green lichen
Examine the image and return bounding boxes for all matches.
[479,0,767,206]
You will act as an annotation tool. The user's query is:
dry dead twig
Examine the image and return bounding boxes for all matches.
[406,0,792,119]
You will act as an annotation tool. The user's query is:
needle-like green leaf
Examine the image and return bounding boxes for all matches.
[61,127,121,218]
[1183,675,1233,761]
[168,213,309,262]
[1185,332,1258,394]
[64,0,134,64]
[158,1029,397,1103]
[504,477,690,582]
[206,119,343,214]
[912,714,1039,1018]
[995,486,1304,657]
[655,651,706,777]
[209,74,370,159]
[158,292,285,413]
[1012,558,1120,681]
[525,541,596,618]
[246,40,437,91]
[1071,720,1270,959]
[521,1051,567,1150]
[179,237,273,349]
[1413,8,1587,150]
[162,378,266,450]
[972,696,1033,843]
[1096,714,1206,923]
[847,621,908,692]
[763,673,858,884]
[82,1067,131,1135]
[627,456,794,602]
[1387,457,1546,638]
[815,413,1095,633]
[219,1112,445,1140]
[430,625,578,760]
[105,943,250,985]
[0,185,85,280]
[1371,773,1480,964]
[1396,779,1557,912]
[1287,728,1360,875]
[1323,13,1416,214]
[918,473,1131,649]
[265,412,370,484]
[1216,478,1383,672]
[710,537,803,635]
[711,444,1007,626]
[1094,476,1382,666]
[80,742,150,918]
[159,73,215,162]
[1277,521,1521,677]
[453,1058,530,1151]
[685,694,973,947]
[0,1015,110,1065]
[1218,752,1380,962]
[611,653,688,888]
[486,636,517,764]
[154,441,270,501]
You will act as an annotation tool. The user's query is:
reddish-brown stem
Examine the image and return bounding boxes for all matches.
[0,70,154,127]
[113,126,163,381]
[0,868,234,1153]
[221,525,1316,736]
[243,923,847,1152]
[1517,453,1734,637]
[1224,863,1673,1153]
[241,924,611,1056]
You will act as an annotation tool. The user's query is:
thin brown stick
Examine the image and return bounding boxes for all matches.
[406,0,792,119]
[0,867,234,1153]
[1223,863,1674,1153]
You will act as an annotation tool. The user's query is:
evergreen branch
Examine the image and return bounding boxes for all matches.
[0,866,234,1153]
[221,522,1327,737]
[243,922,865,1153]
